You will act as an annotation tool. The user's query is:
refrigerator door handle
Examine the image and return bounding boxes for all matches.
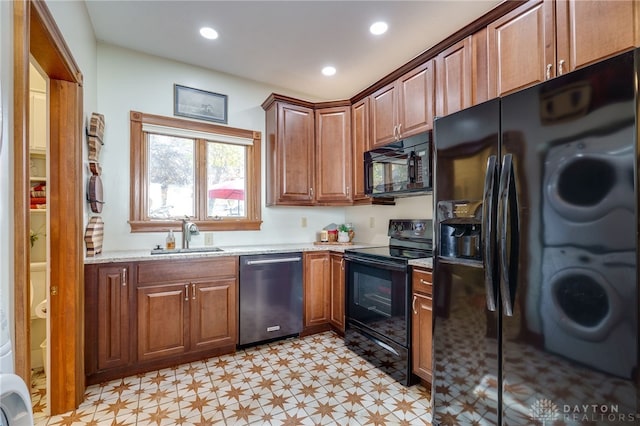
[497,154,515,316]
[482,155,497,312]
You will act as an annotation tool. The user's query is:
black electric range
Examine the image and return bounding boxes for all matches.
[343,219,432,386]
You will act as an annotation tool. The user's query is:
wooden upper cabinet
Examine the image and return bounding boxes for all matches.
[315,106,352,203]
[556,0,640,72]
[398,61,435,138]
[351,98,370,202]
[264,98,315,205]
[488,0,554,97]
[263,95,353,206]
[371,60,434,148]
[436,36,473,117]
[489,0,639,98]
[370,83,398,147]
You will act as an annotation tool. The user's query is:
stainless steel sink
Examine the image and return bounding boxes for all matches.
[150,247,224,255]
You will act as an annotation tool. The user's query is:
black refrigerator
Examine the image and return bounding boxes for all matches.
[432,49,639,425]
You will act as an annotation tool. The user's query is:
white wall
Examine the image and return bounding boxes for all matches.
[0,0,15,369]
[345,195,433,244]
[96,43,347,251]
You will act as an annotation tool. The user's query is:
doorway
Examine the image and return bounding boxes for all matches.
[13,0,84,415]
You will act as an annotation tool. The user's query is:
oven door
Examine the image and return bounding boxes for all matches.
[344,255,409,347]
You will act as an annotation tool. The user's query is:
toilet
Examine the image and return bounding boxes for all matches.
[30,268,47,376]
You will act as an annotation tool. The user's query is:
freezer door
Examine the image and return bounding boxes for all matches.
[500,50,638,424]
[432,99,501,424]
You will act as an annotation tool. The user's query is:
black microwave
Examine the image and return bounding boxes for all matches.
[364,131,432,197]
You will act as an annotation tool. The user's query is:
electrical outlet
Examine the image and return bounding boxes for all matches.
[369,217,375,228]
[301,217,307,228]
[204,233,214,246]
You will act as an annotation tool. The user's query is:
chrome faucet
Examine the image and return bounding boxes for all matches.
[181,217,200,249]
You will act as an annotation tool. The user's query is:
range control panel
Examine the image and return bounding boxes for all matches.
[387,219,433,241]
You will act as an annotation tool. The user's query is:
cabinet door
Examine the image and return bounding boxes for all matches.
[329,253,345,332]
[351,98,370,202]
[315,106,352,203]
[488,0,555,97]
[303,252,330,327]
[556,0,640,73]
[277,102,315,203]
[370,83,398,148]
[398,60,435,136]
[190,278,237,351]
[29,90,47,152]
[97,265,130,371]
[412,292,433,382]
[137,284,188,361]
[436,38,473,117]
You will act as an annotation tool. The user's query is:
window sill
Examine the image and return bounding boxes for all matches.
[129,220,263,233]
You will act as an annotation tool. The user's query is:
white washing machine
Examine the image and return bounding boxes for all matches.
[540,247,637,378]
[542,124,635,250]
[0,305,34,425]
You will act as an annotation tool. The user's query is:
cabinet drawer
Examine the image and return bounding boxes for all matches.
[412,268,432,296]
[137,256,238,285]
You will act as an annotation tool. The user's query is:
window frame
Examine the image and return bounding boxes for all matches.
[129,110,262,232]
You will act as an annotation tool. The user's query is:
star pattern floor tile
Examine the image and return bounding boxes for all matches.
[31,331,432,425]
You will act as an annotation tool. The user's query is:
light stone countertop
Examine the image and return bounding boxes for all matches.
[84,242,374,264]
[409,257,433,269]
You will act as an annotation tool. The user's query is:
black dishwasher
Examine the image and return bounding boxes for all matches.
[239,253,303,346]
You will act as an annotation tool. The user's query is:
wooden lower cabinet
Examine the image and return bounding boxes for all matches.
[190,278,237,350]
[137,283,188,362]
[329,253,345,332]
[303,252,331,333]
[85,257,238,384]
[412,267,433,383]
[94,264,131,372]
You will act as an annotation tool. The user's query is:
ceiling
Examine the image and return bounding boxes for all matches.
[85,0,502,101]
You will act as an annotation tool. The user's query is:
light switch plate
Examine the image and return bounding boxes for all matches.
[204,233,214,246]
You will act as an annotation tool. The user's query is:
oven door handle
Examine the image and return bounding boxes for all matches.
[344,255,407,272]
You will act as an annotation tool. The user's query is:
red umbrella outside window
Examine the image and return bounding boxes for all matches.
[208,178,245,200]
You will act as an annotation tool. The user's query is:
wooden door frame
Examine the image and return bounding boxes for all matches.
[13,0,84,414]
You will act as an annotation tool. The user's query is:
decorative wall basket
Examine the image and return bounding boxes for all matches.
[87,112,104,162]
[84,216,104,257]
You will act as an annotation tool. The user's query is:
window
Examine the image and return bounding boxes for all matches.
[129,111,262,232]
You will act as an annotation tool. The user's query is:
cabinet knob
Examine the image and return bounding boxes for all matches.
[192,283,196,300]
[346,186,350,197]
[309,187,314,198]
[412,295,417,315]
[558,59,565,75]
[419,279,430,285]
[545,63,552,80]
[184,285,189,302]
[121,268,127,286]
[397,123,402,140]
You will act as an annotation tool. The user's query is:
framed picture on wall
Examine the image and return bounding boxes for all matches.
[174,84,228,124]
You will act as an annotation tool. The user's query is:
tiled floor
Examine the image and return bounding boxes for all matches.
[32,331,432,425]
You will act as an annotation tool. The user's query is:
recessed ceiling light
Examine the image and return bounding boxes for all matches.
[200,27,218,40]
[370,21,388,35]
[322,66,336,76]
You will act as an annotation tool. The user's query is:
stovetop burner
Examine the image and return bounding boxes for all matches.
[345,245,432,262]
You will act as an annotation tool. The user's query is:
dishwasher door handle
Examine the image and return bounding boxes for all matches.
[245,257,302,266]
